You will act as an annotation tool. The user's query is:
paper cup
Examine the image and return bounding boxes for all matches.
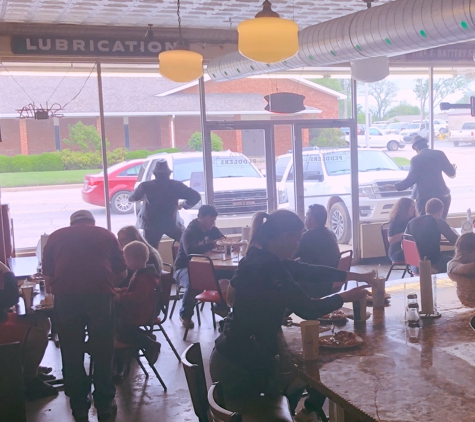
[20,285,34,309]
[300,320,320,360]
[372,277,386,308]
[353,295,367,322]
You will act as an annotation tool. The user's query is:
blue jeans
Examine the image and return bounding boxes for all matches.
[176,268,198,320]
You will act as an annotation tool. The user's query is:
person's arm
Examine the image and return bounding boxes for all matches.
[117,275,155,306]
[293,231,313,261]
[436,218,458,245]
[208,226,225,241]
[176,183,202,209]
[388,232,403,244]
[394,159,418,191]
[183,228,215,255]
[448,260,475,276]
[128,183,146,202]
[0,267,19,308]
[41,238,55,294]
[439,152,456,178]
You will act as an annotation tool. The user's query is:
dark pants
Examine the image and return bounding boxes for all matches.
[55,294,116,416]
[417,194,451,219]
[144,226,183,249]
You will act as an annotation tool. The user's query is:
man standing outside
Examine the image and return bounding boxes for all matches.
[128,158,201,249]
[42,210,127,422]
[174,205,225,328]
[387,136,456,218]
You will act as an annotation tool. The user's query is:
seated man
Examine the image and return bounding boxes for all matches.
[174,205,226,329]
[406,198,458,273]
[294,204,340,268]
[0,261,57,400]
[115,241,161,365]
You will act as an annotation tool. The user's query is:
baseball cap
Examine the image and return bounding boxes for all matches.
[70,210,95,225]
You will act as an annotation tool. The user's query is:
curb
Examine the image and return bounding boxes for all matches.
[1,184,83,192]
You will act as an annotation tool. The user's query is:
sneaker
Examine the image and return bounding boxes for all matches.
[143,340,161,365]
[97,399,117,422]
[294,407,321,422]
[24,377,58,400]
[180,316,195,329]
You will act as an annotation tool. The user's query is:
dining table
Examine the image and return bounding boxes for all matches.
[281,274,475,422]
[205,250,242,272]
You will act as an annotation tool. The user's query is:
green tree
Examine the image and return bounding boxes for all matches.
[63,121,108,152]
[310,128,347,148]
[311,78,351,118]
[456,90,475,104]
[386,101,421,119]
[368,80,398,121]
[188,131,223,151]
[414,76,468,118]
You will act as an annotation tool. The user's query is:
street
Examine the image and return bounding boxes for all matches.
[2,142,475,249]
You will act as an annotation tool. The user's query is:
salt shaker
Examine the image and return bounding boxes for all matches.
[407,303,420,327]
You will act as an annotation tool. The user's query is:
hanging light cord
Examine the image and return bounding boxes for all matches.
[177,0,183,41]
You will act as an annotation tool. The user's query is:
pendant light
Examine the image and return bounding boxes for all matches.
[159,0,203,83]
[238,0,299,64]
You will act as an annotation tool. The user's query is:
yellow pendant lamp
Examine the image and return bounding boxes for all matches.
[159,0,203,83]
[238,0,299,64]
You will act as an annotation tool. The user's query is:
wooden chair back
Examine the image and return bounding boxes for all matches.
[181,343,209,422]
[337,250,353,271]
[208,383,242,422]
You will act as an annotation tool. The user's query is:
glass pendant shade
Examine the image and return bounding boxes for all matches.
[159,49,203,83]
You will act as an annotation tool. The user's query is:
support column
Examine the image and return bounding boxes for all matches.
[54,117,61,151]
[19,119,28,155]
[350,79,361,262]
[429,66,434,149]
[199,76,214,206]
[123,116,130,150]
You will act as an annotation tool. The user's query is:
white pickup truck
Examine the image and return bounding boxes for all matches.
[276,149,411,243]
[345,127,405,151]
[449,122,475,146]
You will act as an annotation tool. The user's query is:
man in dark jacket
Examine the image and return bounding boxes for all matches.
[392,136,456,218]
[174,205,225,328]
[128,159,201,248]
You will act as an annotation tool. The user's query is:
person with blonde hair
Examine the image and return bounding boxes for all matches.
[117,225,163,288]
[211,210,376,421]
[387,197,416,263]
[448,232,475,276]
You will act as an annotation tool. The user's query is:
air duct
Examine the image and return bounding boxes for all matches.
[207,0,475,82]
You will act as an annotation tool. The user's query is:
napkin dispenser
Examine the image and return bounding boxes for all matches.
[419,257,441,319]
[461,208,473,234]
[36,234,49,266]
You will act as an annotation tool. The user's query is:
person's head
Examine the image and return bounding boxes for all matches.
[198,205,218,231]
[250,210,305,260]
[305,204,327,230]
[70,210,95,226]
[117,226,144,250]
[123,241,149,271]
[454,232,475,263]
[425,198,444,218]
[389,197,416,222]
[153,158,172,179]
[411,135,429,152]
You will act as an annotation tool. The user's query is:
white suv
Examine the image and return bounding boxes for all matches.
[276,149,411,243]
[134,151,268,233]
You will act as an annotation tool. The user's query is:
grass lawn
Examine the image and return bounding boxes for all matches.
[392,157,410,167]
[0,169,94,188]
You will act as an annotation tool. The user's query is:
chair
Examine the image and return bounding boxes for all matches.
[381,223,409,280]
[146,263,181,361]
[182,343,293,422]
[401,235,419,275]
[184,255,226,341]
[337,250,353,271]
[169,240,182,319]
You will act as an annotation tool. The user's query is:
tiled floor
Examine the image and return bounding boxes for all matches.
[26,261,405,422]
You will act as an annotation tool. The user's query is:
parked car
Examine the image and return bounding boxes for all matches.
[340,124,365,136]
[82,159,145,214]
[449,121,475,146]
[345,127,405,151]
[385,122,408,134]
[134,151,270,233]
[400,121,430,143]
[276,149,411,243]
[372,123,388,132]
[433,119,448,134]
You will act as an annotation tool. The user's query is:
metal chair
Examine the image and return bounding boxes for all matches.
[337,249,353,271]
[208,383,242,422]
[381,223,409,280]
[184,255,226,341]
[401,235,419,276]
[169,240,182,318]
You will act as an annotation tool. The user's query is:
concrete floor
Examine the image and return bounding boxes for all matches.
[26,260,406,422]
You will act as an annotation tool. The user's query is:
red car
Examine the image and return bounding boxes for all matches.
[81,159,144,214]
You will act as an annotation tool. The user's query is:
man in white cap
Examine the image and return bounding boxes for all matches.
[42,210,127,422]
[129,158,201,248]
[386,135,456,218]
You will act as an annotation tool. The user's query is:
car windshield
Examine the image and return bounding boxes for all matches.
[95,161,138,176]
[276,156,291,182]
[171,156,261,182]
[324,151,401,175]
[406,123,420,129]
[387,123,400,129]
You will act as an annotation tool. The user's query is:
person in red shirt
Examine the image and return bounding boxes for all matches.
[42,210,127,422]
[115,241,161,365]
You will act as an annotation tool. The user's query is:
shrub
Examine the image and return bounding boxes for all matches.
[30,152,63,171]
[188,132,223,151]
[63,121,109,152]
[310,128,347,148]
[59,149,102,170]
[0,155,13,173]
[107,148,127,166]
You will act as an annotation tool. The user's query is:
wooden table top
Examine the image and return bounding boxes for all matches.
[205,250,242,271]
[282,275,475,422]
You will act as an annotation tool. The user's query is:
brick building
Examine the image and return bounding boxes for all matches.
[0,74,344,158]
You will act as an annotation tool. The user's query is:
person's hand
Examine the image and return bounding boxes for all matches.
[177,201,184,210]
[453,163,457,172]
[381,184,396,191]
[359,270,378,287]
[338,286,369,303]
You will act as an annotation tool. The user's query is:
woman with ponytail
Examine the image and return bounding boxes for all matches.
[210,210,376,420]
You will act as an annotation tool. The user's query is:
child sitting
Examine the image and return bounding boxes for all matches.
[448,232,475,277]
[115,241,161,365]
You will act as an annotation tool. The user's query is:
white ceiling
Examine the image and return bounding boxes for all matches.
[0,0,395,30]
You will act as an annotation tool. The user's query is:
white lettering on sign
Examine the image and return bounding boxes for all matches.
[73,40,86,51]
[55,39,68,51]
[140,41,145,52]
[219,159,249,165]
[39,39,51,50]
[147,41,162,53]
[89,40,95,51]
[98,40,109,52]
[165,42,177,51]
[310,155,345,162]
[112,41,125,52]
[125,41,137,52]
[26,38,37,50]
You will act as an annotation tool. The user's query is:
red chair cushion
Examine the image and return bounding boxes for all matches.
[195,290,221,303]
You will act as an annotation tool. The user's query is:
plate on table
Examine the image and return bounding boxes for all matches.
[319,331,364,349]
[317,309,347,323]
[216,239,247,247]
[365,290,391,305]
[31,304,54,311]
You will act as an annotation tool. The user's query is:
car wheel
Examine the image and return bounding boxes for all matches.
[329,202,351,244]
[111,190,134,214]
[387,141,399,151]
[454,142,459,147]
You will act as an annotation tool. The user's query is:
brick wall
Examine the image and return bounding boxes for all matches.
[0,119,22,156]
